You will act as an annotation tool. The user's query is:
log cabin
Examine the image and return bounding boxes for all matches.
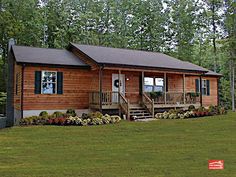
[6,42,222,126]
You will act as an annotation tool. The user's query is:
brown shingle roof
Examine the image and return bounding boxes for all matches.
[12,45,88,67]
[71,43,209,73]
[205,70,222,77]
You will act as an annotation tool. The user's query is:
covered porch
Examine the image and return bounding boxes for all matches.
[89,68,203,119]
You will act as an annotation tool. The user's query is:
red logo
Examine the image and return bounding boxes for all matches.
[208,160,224,170]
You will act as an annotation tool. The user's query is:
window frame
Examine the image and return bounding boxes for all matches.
[201,79,207,95]
[41,71,57,94]
[154,77,164,92]
[144,77,164,92]
[197,79,209,96]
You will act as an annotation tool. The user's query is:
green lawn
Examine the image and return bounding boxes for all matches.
[0,113,236,177]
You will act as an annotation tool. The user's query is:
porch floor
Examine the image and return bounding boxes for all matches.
[154,103,201,109]
[90,103,201,110]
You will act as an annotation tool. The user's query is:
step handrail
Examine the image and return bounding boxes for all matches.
[142,93,154,118]
[119,92,130,120]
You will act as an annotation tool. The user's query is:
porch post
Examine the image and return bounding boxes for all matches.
[199,75,203,106]
[141,71,144,102]
[118,70,121,94]
[118,70,121,116]
[164,72,167,104]
[217,78,220,106]
[183,73,186,104]
[99,67,103,112]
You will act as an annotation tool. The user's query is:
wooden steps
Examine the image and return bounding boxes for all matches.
[129,105,153,120]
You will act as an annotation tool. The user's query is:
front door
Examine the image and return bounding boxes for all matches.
[112,74,125,102]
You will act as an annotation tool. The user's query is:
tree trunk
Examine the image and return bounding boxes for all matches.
[211,0,217,72]
[232,60,235,112]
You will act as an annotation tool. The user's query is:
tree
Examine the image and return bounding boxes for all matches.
[206,0,224,72]
[224,0,236,111]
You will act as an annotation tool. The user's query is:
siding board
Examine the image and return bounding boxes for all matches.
[18,65,218,111]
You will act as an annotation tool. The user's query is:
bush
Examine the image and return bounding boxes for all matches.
[20,111,122,127]
[39,111,49,118]
[110,115,122,123]
[20,116,47,125]
[156,109,199,119]
[52,111,64,118]
[66,109,76,117]
[188,105,195,111]
[81,113,89,119]
[90,117,103,125]
[150,91,162,99]
[102,114,111,124]
[81,119,89,126]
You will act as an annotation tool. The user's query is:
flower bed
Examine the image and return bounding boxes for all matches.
[20,110,121,126]
[155,105,227,119]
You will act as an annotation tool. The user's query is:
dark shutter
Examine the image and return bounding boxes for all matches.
[35,71,41,94]
[139,75,143,95]
[206,80,210,96]
[195,79,199,93]
[166,76,168,92]
[57,72,63,94]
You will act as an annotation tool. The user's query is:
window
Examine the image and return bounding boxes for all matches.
[202,80,207,95]
[41,71,57,94]
[196,79,210,96]
[144,77,154,92]
[154,78,164,92]
[144,77,164,92]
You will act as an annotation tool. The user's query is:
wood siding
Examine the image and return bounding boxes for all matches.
[15,64,219,111]
[186,76,218,106]
[22,66,99,110]
[168,74,184,92]
[70,47,99,70]
[100,70,141,103]
[13,63,22,110]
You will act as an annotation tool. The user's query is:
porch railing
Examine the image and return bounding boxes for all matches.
[89,91,119,105]
[142,93,154,118]
[119,93,130,119]
[166,92,184,104]
[89,91,130,119]
[185,92,200,104]
[145,92,200,105]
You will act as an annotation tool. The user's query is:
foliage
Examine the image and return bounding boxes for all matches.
[51,111,64,118]
[0,92,6,114]
[66,109,76,117]
[188,105,195,111]
[0,92,6,105]
[39,111,48,118]
[20,111,121,126]
[149,91,162,99]
[187,92,199,97]
[19,116,48,125]
[0,0,235,110]
[155,106,227,119]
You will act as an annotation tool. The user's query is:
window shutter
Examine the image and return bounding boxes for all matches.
[195,79,199,93]
[166,77,168,92]
[139,75,142,95]
[57,72,63,94]
[206,80,210,96]
[35,71,41,94]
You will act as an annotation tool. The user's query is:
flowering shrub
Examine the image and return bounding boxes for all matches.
[20,111,122,126]
[155,105,227,119]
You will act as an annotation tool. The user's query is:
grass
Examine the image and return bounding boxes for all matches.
[0,113,236,177]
